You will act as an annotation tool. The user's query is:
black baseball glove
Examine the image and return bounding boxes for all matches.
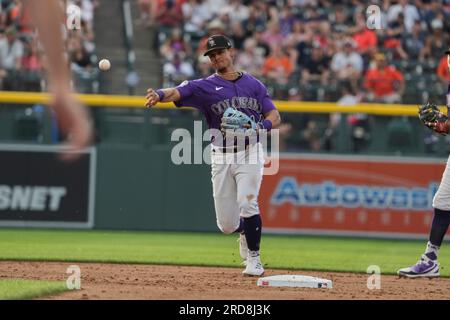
[418,102,448,135]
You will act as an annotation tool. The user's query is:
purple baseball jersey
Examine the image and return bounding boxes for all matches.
[447,83,450,114]
[174,72,277,131]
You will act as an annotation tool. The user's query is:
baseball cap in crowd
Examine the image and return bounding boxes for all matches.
[203,35,233,56]
[374,53,386,61]
[431,18,443,30]
[207,19,225,31]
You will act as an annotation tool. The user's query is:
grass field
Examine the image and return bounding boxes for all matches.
[0,228,448,277]
[0,279,67,300]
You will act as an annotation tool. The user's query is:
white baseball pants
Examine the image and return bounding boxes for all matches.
[433,155,450,210]
[210,143,265,234]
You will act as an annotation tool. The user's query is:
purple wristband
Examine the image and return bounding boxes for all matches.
[259,119,273,131]
[156,89,165,101]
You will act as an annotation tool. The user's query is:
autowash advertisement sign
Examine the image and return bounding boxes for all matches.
[0,144,96,228]
[260,154,447,239]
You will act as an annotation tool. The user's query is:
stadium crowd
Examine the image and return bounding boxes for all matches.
[0,0,99,93]
[140,0,450,153]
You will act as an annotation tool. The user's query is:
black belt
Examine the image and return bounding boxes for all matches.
[213,144,250,153]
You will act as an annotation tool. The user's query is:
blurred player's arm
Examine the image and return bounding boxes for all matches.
[145,88,181,107]
[25,0,92,160]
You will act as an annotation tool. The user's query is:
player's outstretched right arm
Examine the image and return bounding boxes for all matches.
[145,88,181,108]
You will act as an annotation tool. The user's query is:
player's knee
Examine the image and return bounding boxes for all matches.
[217,220,239,234]
[218,224,237,234]
[238,197,259,217]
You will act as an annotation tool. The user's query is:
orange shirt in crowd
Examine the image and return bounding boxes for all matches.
[437,56,450,82]
[352,29,377,54]
[364,66,404,97]
[155,0,185,26]
[262,55,293,77]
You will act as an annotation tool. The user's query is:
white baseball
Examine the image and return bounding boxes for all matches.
[99,59,111,71]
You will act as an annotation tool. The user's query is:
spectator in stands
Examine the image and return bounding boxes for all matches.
[0,26,24,90]
[420,18,449,62]
[7,0,33,34]
[235,37,264,78]
[402,20,426,60]
[331,5,350,34]
[76,0,98,33]
[230,21,246,51]
[363,53,405,103]
[242,2,268,37]
[383,13,408,60]
[285,20,309,47]
[69,35,94,69]
[182,0,213,35]
[262,44,293,97]
[301,119,321,152]
[437,54,450,84]
[160,28,192,61]
[330,38,363,92]
[350,13,378,57]
[295,30,314,69]
[284,36,299,75]
[387,0,420,33]
[154,0,184,28]
[163,52,194,87]
[278,121,293,152]
[68,35,97,93]
[251,26,270,58]
[261,20,285,49]
[203,0,228,18]
[279,4,296,37]
[20,39,42,91]
[154,0,184,48]
[221,0,250,27]
[300,44,330,87]
[422,1,449,31]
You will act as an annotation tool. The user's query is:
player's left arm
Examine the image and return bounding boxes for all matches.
[262,109,281,129]
[256,79,281,131]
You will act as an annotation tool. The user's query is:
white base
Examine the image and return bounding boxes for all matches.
[257,275,332,288]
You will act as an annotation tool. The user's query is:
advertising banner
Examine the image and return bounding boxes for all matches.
[260,154,446,239]
[0,144,96,228]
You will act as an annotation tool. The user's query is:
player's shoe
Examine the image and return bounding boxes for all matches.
[238,233,248,261]
[397,255,440,278]
[242,255,264,276]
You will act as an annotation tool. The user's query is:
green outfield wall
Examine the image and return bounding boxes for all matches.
[94,145,217,231]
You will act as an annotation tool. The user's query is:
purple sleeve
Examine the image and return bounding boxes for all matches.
[256,79,277,114]
[174,80,202,110]
[447,83,450,114]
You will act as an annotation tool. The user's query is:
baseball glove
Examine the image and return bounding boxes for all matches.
[418,102,448,135]
[221,107,258,136]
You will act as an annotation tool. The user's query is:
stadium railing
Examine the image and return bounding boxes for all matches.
[0,90,447,157]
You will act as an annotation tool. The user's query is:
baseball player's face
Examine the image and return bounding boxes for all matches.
[207,49,233,72]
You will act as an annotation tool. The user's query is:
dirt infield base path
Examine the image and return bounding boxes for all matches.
[0,261,449,300]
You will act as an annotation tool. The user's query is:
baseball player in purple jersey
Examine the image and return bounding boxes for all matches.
[145,34,281,276]
[398,48,450,278]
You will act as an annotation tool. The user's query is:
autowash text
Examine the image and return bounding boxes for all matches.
[271,178,438,210]
[0,185,67,211]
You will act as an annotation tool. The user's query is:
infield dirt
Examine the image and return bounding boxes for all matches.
[0,261,448,299]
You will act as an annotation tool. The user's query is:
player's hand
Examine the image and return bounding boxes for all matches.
[425,120,448,135]
[50,89,93,161]
[145,88,160,108]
